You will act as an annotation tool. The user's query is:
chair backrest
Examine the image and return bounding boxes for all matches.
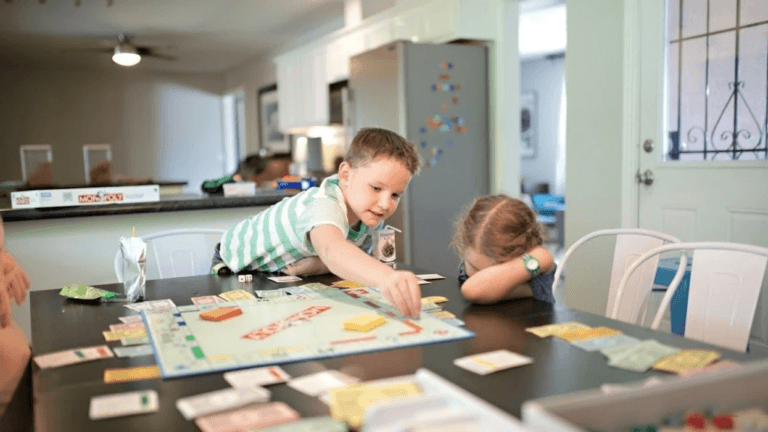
[616,242,768,352]
[114,229,225,281]
[552,229,682,325]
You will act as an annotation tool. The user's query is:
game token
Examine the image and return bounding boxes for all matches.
[200,307,242,322]
[344,313,387,332]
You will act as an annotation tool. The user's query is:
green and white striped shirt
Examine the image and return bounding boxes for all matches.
[220,175,378,272]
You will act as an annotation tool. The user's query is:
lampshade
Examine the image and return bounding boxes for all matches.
[112,43,141,67]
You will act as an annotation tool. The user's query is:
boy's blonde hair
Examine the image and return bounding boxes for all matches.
[452,195,543,264]
[344,127,421,175]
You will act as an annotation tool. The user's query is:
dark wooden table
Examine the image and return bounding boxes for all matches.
[30,266,766,431]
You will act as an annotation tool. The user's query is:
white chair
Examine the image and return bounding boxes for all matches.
[114,229,225,281]
[552,229,684,325]
[614,242,768,352]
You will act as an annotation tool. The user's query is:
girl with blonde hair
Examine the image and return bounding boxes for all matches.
[452,195,556,304]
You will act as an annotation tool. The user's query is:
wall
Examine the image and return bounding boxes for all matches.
[564,0,627,315]
[520,55,564,194]
[0,67,227,192]
[222,55,278,157]
[222,16,344,156]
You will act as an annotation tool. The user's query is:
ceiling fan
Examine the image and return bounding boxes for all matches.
[67,34,177,67]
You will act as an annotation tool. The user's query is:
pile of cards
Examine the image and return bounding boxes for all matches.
[123,299,177,312]
[328,380,422,427]
[525,322,722,374]
[34,345,114,369]
[453,349,533,375]
[89,390,158,420]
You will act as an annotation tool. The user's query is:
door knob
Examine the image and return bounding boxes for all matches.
[636,170,654,185]
[643,139,654,153]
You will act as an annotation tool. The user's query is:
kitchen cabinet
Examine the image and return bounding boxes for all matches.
[326,32,365,85]
[392,7,426,42]
[275,0,496,130]
[275,45,329,131]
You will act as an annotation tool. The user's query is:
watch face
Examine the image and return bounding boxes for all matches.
[526,259,539,271]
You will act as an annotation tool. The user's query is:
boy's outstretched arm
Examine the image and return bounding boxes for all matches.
[309,225,422,317]
[461,246,554,304]
[283,256,330,276]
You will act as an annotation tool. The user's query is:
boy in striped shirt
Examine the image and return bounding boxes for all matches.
[214,128,423,317]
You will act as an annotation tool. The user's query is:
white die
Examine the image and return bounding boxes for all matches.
[245,275,253,282]
[238,275,246,282]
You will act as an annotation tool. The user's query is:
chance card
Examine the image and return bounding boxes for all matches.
[453,349,533,375]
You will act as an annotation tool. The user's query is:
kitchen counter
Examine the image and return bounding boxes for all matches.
[2,189,294,341]
[0,191,291,222]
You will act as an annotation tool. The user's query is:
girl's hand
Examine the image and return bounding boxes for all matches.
[283,256,330,276]
[380,271,421,318]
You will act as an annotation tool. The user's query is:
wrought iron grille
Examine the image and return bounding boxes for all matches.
[666,0,768,161]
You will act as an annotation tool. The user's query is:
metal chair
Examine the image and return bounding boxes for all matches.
[552,228,684,325]
[614,242,768,352]
[114,229,225,281]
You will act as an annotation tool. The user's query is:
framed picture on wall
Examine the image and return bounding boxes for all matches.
[520,91,537,159]
[258,84,289,153]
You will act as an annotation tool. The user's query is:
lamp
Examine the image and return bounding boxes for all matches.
[112,43,141,67]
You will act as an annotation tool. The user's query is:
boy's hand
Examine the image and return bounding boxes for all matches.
[380,271,421,318]
[283,256,330,276]
[1,250,31,306]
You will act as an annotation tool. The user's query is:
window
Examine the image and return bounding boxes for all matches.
[666,0,768,161]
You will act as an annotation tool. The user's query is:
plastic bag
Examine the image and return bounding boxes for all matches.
[116,235,147,302]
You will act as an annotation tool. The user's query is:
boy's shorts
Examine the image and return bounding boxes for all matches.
[210,243,234,275]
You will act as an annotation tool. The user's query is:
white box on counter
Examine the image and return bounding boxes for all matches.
[11,185,160,209]
[223,182,256,197]
[521,359,768,432]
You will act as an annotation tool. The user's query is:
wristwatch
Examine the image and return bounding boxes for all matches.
[521,253,540,278]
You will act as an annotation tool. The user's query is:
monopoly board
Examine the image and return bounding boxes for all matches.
[142,285,475,378]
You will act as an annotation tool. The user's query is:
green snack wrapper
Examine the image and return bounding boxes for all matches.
[60,284,120,302]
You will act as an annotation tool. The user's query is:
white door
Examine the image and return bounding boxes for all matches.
[637,0,768,351]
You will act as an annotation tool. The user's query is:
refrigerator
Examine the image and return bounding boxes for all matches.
[349,41,489,277]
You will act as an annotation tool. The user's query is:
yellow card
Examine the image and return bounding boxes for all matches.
[653,349,721,374]
[331,280,366,288]
[102,328,147,342]
[218,290,256,301]
[103,365,160,384]
[329,382,422,427]
[429,311,456,320]
[421,296,449,304]
[525,322,591,338]
[556,327,621,342]
[343,313,387,332]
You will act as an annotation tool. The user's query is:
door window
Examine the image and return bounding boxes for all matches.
[666,0,768,161]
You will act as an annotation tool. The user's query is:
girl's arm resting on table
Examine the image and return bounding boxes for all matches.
[309,225,422,317]
[461,246,554,304]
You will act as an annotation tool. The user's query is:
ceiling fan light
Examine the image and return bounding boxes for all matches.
[112,43,141,66]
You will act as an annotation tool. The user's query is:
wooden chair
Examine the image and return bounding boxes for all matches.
[614,242,768,352]
[552,229,684,325]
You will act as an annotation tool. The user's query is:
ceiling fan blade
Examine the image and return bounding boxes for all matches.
[136,47,177,61]
[61,48,113,54]
[147,53,178,61]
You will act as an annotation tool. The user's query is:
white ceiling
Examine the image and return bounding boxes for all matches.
[0,0,346,73]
